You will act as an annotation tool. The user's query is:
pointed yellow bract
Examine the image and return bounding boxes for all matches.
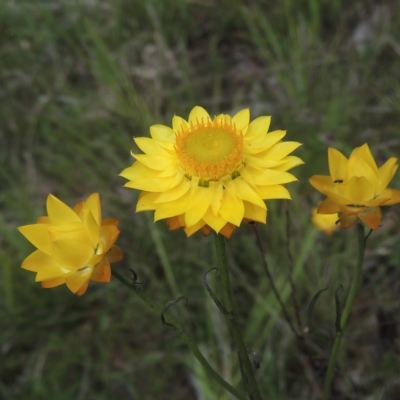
[120,106,303,238]
[309,144,400,230]
[18,193,122,295]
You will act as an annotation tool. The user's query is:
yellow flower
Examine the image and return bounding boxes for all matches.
[309,144,400,230]
[311,207,338,235]
[120,106,303,237]
[18,193,122,296]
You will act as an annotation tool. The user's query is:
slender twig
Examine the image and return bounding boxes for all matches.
[111,268,247,400]
[322,223,366,400]
[285,202,303,333]
[253,226,298,336]
[214,233,263,400]
[145,213,180,298]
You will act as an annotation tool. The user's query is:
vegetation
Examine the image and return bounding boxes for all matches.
[1,0,400,398]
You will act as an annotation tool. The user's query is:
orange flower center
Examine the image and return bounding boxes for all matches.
[175,118,243,181]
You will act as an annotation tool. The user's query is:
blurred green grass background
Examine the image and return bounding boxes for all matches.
[1,0,400,399]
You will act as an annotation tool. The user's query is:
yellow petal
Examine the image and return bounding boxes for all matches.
[210,182,224,215]
[312,208,339,235]
[328,148,348,182]
[242,167,297,186]
[243,201,267,223]
[273,156,304,172]
[80,209,100,247]
[185,186,213,226]
[125,176,176,192]
[214,114,232,125]
[154,192,190,221]
[342,176,374,203]
[318,198,340,214]
[48,223,91,245]
[83,193,101,225]
[346,153,378,188]
[353,144,378,174]
[21,250,55,272]
[309,175,333,193]
[188,106,211,124]
[243,155,285,169]
[183,219,207,237]
[134,137,171,157]
[202,208,228,232]
[150,124,175,143]
[377,158,398,193]
[65,267,93,294]
[245,116,271,138]
[35,261,75,282]
[244,130,286,154]
[133,154,173,170]
[120,162,158,181]
[47,194,80,224]
[18,224,52,255]
[153,181,191,203]
[99,225,120,253]
[219,191,244,226]
[41,278,65,288]
[232,108,250,134]
[261,142,302,161]
[232,178,266,209]
[257,184,291,200]
[172,115,189,132]
[136,191,160,211]
[380,188,400,205]
[51,239,94,269]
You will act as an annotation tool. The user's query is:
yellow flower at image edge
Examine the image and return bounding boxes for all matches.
[311,207,338,235]
[18,193,123,296]
[120,106,303,238]
[309,144,400,230]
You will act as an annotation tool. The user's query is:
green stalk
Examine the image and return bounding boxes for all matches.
[145,213,180,298]
[111,268,247,400]
[322,223,366,400]
[214,233,263,400]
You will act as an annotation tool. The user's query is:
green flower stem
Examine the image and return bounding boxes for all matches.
[111,267,247,400]
[214,233,263,400]
[145,213,180,298]
[322,223,366,400]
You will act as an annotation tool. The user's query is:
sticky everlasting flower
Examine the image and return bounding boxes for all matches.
[309,144,400,229]
[311,207,338,235]
[120,106,303,237]
[18,193,122,295]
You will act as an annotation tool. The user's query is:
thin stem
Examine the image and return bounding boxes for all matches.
[285,202,303,333]
[214,233,263,400]
[111,268,247,400]
[254,226,298,337]
[145,213,180,298]
[322,223,366,400]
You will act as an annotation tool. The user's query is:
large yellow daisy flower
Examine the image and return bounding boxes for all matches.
[120,106,303,238]
[309,144,400,230]
[18,193,122,295]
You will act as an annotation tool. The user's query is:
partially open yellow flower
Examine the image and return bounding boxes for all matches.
[18,193,122,295]
[120,106,303,237]
[311,207,338,235]
[309,144,400,230]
